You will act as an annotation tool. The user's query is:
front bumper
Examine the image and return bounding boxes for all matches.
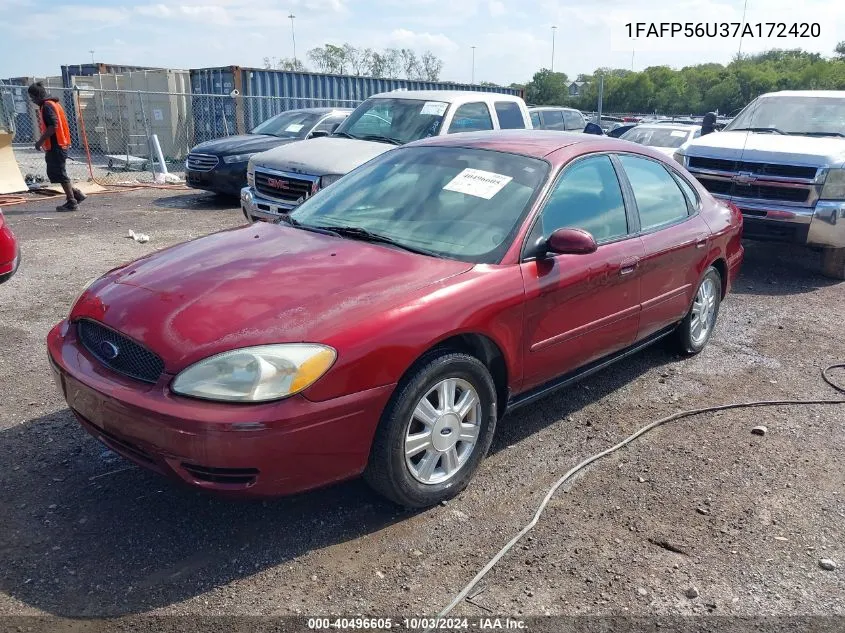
[185,163,247,197]
[714,196,845,249]
[47,319,394,497]
[241,186,298,223]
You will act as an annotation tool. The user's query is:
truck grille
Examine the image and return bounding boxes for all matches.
[77,319,164,384]
[688,157,818,180]
[696,177,811,204]
[254,169,317,203]
[186,153,219,172]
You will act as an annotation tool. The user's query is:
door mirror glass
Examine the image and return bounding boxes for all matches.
[547,228,598,255]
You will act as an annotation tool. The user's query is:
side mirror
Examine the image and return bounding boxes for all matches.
[309,130,329,139]
[547,228,598,255]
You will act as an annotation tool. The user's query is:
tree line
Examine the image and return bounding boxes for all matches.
[263,44,444,81]
[520,44,845,115]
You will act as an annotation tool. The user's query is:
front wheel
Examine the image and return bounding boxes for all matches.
[673,266,722,355]
[364,351,497,508]
[821,247,845,280]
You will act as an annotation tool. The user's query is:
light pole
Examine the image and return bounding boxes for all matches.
[631,38,637,71]
[288,13,297,66]
[471,46,476,84]
[551,26,557,72]
[89,50,95,64]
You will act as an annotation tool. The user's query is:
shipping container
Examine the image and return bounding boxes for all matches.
[69,70,193,159]
[189,66,523,137]
[60,63,160,89]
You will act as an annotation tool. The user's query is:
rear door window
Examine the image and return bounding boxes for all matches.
[530,111,541,128]
[540,110,565,130]
[563,110,584,130]
[618,154,690,230]
[449,102,494,133]
[495,101,525,129]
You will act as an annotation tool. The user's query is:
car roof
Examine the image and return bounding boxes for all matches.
[633,123,701,131]
[406,129,671,163]
[292,107,353,114]
[367,90,523,105]
[528,106,580,112]
[759,90,845,99]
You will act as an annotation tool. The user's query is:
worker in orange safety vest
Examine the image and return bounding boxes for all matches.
[29,82,87,211]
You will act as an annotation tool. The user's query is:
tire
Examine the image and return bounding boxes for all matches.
[821,247,845,280]
[673,266,722,356]
[364,351,498,508]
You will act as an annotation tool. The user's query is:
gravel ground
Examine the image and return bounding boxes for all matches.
[0,189,843,622]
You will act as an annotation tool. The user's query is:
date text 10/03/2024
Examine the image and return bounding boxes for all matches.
[625,22,821,38]
[307,617,527,630]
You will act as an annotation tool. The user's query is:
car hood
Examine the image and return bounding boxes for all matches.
[72,223,472,371]
[681,131,845,168]
[251,136,392,176]
[190,134,293,156]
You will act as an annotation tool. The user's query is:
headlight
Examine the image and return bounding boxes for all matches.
[171,343,336,402]
[820,168,845,200]
[320,174,343,189]
[673,150,685,165]
[223,153,257,164]
[247,160,255,187]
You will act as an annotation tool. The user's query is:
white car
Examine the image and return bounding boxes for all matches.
[620,123,702,159]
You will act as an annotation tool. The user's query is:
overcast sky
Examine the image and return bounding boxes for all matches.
[0,0,842,85]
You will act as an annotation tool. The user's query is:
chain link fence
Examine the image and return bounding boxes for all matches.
[0,85,360,186]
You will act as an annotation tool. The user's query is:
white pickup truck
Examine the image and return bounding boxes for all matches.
[674,90,845,279]
[241,90,532,223]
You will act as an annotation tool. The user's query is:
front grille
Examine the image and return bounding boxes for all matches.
[688,157,818,180]
[254,169,316,203]
[697,178,811,204]
[186,153,219,172]
[77,319,164,384]
[181,463,259,486]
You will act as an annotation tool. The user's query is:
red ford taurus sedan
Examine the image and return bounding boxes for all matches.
[48,131,743,507]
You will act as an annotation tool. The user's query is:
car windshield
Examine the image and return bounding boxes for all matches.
[724,96,845,137]
[288,146,549,263]
[621,126,692,148]
[251,111,323,138]
[333,98,449,144]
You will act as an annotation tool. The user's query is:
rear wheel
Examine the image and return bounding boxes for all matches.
[673,266,722,355]
[821,247,845,280]
[364,351,497,508]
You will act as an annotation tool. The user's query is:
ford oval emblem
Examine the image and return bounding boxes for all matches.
[100,340,119,360]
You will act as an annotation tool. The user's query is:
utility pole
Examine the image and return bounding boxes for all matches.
[471,46,476,84]
[288,13,297,66]
[737,0,748,56]
[551,26,557,72]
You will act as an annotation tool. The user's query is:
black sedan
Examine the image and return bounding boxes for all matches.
[185,108,352,197]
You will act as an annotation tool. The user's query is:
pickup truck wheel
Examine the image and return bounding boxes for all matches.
[364,351,497,508]
[673,266,722,356]
[821,247,845,280]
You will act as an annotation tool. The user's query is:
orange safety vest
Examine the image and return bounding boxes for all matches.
[38,100,72,151]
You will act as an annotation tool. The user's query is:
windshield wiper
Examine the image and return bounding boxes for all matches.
[331,131,359,140]
[794,131,845,138]
[276,214,340,237]
[316,224,438,257]
[731,126,786,135]
[357,134,403,146]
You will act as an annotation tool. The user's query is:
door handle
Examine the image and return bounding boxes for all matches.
[620,257,639,276]
[695,235,709,249]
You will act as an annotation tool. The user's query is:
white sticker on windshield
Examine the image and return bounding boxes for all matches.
[670,130,687,137]
[443,168,513,199]
[420,101,448,116]
[285,123,305,133]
